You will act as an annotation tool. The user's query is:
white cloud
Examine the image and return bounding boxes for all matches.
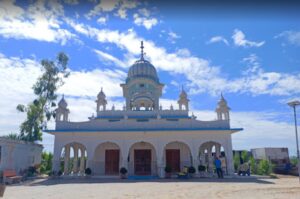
[67,21,300,97]
[133,13,158,30]
[0,0,77,45]
[275,30,300,46]
[207,36,229,45]
[194,110,297,155]
[167,31,181,43]
[232,29,265,47]
[86,0,138,19]
[0,52,125,136]
[97,16,107,25]
[93,49,127,68]
[63,0,79,5]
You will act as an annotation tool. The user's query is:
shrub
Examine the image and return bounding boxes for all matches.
[249,156,257,174]
[257,159,273,175]
[40,152,53,174]
[188,166,196,174]
[164,165,172,173]
[85,168,92,175]
[119,167,127,175]
[198,165,206,172]
[290,156,299,167]
[58,171,63,176]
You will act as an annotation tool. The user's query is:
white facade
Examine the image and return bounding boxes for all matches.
[251,148,290,165]
[47,42,242,177]
[0,138,43,173]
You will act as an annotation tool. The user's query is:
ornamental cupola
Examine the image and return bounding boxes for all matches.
[215,93,230,120]
[178,86,189,111]
[56,95,70,122]
[96,88,107,112]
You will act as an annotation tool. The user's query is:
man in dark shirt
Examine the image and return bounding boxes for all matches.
[215,157,224,178]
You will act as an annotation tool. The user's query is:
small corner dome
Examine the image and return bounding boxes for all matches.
[180,89,187,98]
[58,96,68,108]
[97,88,106,99]
[127,59,158,82]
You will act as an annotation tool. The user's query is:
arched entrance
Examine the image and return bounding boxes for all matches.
[199,141,227,174]
[128,141,157,176]
[93,142,121,175]
[60,142,87,175]
[164,141,192,173]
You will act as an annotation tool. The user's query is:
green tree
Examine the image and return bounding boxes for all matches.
[40,152,53,174]
[241,150,250,162]
[233,153,241,171]
[249,156,257,174]
[257,159,273,175]
[290,156,299,166]
[17,52,69,142]
[3,133,21,140]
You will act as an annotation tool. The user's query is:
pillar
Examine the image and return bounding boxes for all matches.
[207,147,214,173]
[156,145,165,178]
[64,145,70,174]
[73,145,79,174]
[52,139,62,172]
[225,139,234,175]
[80,147,85,173]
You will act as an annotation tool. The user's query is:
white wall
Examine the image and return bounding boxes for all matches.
[0,138,43,174]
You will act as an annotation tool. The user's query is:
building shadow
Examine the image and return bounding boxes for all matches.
[13,176,275,186]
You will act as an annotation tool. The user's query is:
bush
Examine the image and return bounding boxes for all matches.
[119,167,127,175]
[58,171,63,176]
[249,156,257,174]
[27,166,37,177]
[188,166,196,174]
[164,165,172,173]
[40,152,53,174]
[198,165,206,172]
[85,168,92,175]
[290,156,299,167]
[257,159,273,175]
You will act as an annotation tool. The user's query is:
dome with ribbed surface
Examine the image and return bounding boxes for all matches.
[127,59,159,82]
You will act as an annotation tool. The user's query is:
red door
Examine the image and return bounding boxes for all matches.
[134,149,152,175]
[105,150,120,175]
[166,149,180,172]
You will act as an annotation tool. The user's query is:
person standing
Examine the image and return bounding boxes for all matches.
[215,157,224,178]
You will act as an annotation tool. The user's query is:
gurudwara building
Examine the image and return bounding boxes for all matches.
[47,42,242,178]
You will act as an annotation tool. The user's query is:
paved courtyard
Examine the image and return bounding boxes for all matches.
[3,175,300,199]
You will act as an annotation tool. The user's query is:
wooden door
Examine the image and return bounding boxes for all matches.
[105,149,120,175]
[134,149,152,175]
[166,149,180,172]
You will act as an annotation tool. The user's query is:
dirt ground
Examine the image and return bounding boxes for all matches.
[3,175,300,199]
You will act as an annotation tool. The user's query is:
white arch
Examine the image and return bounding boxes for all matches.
[92,142,121,175]
[128,141,157,176]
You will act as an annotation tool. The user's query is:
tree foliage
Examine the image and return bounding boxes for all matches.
[40,152,53,174]
[257,159,273,175]
[17,52,69,142]
[290,156,299,166]
[3,133,22,140]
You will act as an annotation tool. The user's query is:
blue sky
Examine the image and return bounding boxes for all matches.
[0,0,300,155]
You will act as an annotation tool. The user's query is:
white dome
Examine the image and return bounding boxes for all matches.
[127,59,158,82]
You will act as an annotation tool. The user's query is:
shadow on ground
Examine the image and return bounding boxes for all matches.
[13,176,274,186]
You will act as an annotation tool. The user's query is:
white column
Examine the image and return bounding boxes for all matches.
[207,147,214,173]
[225,137,234,175]
[191,145,199,174]
[52,137,62,172]
[156,144,165,178]
[80,147,85,173]
[73,145,79,173]
[64,145,70,174]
